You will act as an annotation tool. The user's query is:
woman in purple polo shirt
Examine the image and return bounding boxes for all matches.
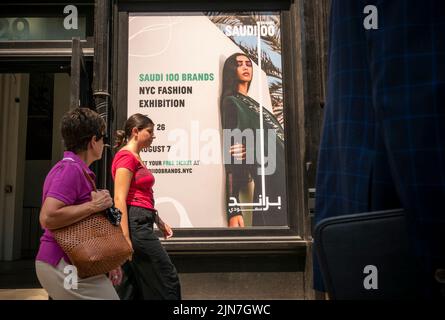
[35,108,121,300]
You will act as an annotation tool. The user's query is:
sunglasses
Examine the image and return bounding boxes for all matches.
[95,133,110,146]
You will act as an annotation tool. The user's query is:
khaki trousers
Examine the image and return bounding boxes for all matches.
[35,259,119,300]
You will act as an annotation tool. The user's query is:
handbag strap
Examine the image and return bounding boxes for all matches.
[61,157,97,193]
[82,169,98,192]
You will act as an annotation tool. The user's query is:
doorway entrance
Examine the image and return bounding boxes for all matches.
[0,31,94,261]
[0,72,71,260]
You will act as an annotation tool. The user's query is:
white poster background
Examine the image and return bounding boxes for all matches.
[128,13,273,227]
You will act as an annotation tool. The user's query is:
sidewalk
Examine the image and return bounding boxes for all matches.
[0,259,46,300]
[0,289,48,300]
[1,259,303,300]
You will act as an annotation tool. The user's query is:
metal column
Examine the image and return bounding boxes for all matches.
[93,0,111,189]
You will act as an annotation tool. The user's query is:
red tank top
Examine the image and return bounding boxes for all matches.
[111,150,155,209]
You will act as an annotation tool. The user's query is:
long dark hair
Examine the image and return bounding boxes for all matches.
[220,53,252,105]
[114,113,154,150]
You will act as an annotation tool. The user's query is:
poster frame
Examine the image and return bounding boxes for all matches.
[112,0,308,252]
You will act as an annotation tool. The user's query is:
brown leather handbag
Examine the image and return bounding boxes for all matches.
[52,170,133,278]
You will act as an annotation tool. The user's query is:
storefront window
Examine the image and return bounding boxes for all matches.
[0,17,86,41]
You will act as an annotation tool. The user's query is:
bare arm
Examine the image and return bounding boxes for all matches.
[154,214,174,239]
[114,168,133,247]
[40,190,113,230]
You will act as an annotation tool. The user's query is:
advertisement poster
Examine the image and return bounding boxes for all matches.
[127,12,287,228]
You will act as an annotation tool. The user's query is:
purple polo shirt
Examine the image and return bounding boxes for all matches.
[35,151,96,267]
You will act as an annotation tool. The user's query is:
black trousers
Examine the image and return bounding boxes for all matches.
[116,205,181,300]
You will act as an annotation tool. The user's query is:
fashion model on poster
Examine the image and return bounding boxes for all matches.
[220,53,287,227]
[112,113,181,300]
[35,108,122,300]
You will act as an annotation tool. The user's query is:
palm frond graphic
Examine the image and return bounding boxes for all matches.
[206,12,284,126]
[206,13,281,54]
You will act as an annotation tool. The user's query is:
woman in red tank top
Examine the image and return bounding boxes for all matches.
[111,113,181,300]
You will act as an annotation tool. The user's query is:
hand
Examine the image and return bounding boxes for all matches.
[155,215,173,239]
[158,222,173,239]
[229,215,245,227]
[230,143,246,161]
[124,235,133,261]
[90,190,113,212]
[108,266,123,286]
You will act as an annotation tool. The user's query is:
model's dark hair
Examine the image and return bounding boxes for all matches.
[220,53,252,105]
[61,107,106,153]
[114,113,154,150]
